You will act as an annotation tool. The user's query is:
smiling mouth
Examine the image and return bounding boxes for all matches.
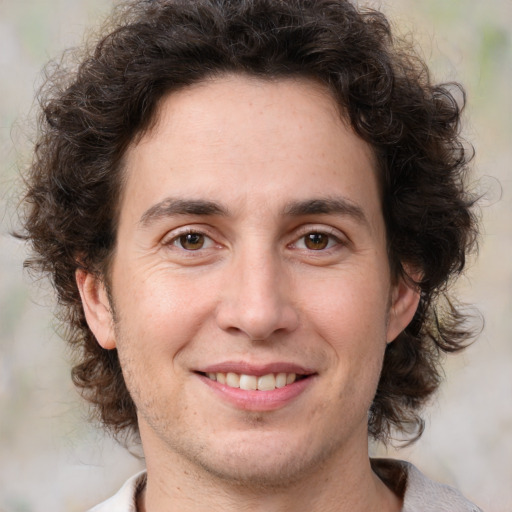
[200,372,308,391]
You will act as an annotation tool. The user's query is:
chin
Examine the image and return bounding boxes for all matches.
[182,430,339,490]
[197,455,312,489]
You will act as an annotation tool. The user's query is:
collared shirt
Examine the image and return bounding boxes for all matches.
[87,459,483,512]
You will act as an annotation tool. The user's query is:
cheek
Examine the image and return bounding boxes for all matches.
[111,262,224,366]
[301,269,390,384]
[302,269,390,338]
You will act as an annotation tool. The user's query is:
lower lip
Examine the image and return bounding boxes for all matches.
[198,374,315,412]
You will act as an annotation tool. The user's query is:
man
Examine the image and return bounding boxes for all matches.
[20,0,482,510]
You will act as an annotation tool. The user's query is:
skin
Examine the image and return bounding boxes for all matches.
[78,75,420,512]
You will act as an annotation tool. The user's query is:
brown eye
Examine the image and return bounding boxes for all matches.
[304,233,329,250]
[178,233,205,250]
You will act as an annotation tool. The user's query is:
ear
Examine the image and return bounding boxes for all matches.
[386,272,421,344]
[76,269,116,350]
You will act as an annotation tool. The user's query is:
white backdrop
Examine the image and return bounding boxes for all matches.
[0,1,510,510]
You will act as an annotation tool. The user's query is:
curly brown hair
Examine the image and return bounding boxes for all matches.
[19,0,479,444]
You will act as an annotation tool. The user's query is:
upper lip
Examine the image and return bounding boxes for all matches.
[197,361,315,376]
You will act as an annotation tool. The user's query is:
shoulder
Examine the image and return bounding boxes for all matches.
[86,471,147,512]
[372,458,483,512]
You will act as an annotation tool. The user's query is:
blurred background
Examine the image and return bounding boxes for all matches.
[0,0,510,510]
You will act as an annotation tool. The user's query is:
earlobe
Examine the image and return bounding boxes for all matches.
[386,274,421,344]
[76,269,116,350]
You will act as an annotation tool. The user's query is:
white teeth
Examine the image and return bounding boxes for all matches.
[239,374,257,390]
[226,372,240,388]
[257,373,276,391]
[207,372,298,391]
[275,372,287,388]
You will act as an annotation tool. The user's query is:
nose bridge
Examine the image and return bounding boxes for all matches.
[216,239,298,340]
[242,245,279,307]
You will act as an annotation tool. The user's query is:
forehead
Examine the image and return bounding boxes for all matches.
[150,74,345,133]
[120,74,380,226]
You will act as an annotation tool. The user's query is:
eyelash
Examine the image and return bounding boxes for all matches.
[163,226,346,254]
[290,228,345,252]
[165,228,217,251]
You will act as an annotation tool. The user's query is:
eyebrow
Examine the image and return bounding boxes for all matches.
[139,196,368,227]
[139,198,229,227]
[283,197,368,225]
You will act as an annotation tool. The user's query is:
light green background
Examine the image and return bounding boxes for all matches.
[0,1,511,510]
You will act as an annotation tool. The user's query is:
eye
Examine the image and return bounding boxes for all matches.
[171,232,215,251]
[294,231,341,251]
[304,232,330,250]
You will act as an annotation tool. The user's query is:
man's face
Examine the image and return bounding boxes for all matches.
[81,75,418,486]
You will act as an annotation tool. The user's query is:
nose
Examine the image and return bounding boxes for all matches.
[215,248,299,341]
